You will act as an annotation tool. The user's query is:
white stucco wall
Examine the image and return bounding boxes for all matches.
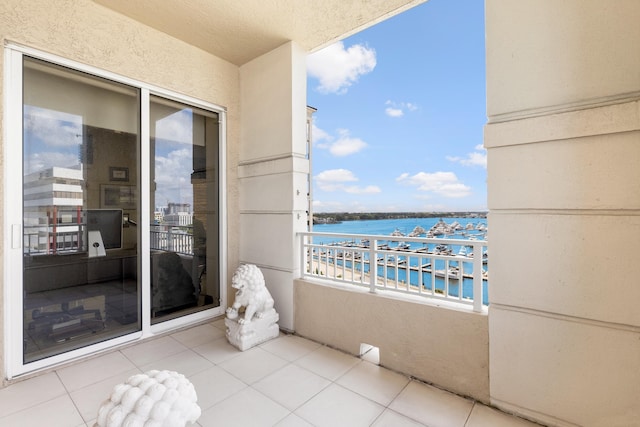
[238,42,309,330]
[294,279,490,403]
[0,0,241,382]
[485,1,640,426]
[486,0,640,120]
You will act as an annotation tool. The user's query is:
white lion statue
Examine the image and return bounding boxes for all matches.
[226,264,275,324]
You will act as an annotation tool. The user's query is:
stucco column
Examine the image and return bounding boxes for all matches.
[485,1,640,426]
[238,42,309,331]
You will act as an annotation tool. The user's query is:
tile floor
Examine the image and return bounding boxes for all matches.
[0,319,541,427]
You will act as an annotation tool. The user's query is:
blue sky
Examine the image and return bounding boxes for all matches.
[306,0,486,213]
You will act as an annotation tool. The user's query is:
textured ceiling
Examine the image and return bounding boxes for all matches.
[93,0,426,65]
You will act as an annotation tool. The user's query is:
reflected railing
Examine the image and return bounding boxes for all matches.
[24,226,84,255]
[150,225,194,255]
[298,231,488,312]
[24,224,196,256]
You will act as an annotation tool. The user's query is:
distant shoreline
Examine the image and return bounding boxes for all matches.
[313,211,487,224]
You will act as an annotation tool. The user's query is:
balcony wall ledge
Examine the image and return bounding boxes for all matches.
[293,278,490,403]
[300,276,488,316]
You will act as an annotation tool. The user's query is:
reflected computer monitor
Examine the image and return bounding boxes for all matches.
[86,209,123,250]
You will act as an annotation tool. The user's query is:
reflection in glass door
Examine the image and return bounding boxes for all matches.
[150,96,220,323]
[22,58,141,363]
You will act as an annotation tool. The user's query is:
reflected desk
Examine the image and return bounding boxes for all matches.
[23,250,138,342]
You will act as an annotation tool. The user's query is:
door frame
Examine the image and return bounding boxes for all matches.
[3,43,227,379]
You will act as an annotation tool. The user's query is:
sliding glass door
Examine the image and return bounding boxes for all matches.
[8,50,225,372]
[22,58,141,363]
[149,96,220,323]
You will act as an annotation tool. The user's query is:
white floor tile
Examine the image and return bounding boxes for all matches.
[69,368,140,422]
[466,403,542,427]
[218,346,289,384]
[170,323,226,348]
[188,365,247,410]
[210,317,226,330]
[56,351,137,392]
[372,409,427,426]
[198,387,289,427]
[260,334,321,361]
[0,394,84,427]
[294,345,361,381]
[0,372,67,418]
[295,383,385,427]
[139,348,214,377]
[0,322,529,427]
[120,335,188,366]
[253,363,331,410]
[389,381,474,427]
[336,359,410,406]
[192,336,243,364]
[274,413,315,427]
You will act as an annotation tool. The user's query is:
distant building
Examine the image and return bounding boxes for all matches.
[167,202,191,215]
[23,166,84,254]
[162,202,192,226]
[164,211,193,226]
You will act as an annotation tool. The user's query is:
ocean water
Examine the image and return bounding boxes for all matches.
[311,217,489,305]
[313,216,487,237]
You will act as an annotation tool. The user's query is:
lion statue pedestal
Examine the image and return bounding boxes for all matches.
[225,264,279,351]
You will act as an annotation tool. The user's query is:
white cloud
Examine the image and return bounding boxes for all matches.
[385,107,403,117]
[446,144,487,168]
[24,106,82,148]
[396,171,471,198]
[315,168,381,194]
[154,146,194,205]
[24,152,80,175]
[312,199,345,211]
[154,109,193,145]
[315,128,367,157]
[384,100,418,118]
[311,123,332,144]
[151,109,200,205]
[312,197,465,213]
[313,199,390,213]
[307,41,377,94]
[463,152,487,167]
[344,185,381,194]
[316,168,358,183]
[23,106,83,174]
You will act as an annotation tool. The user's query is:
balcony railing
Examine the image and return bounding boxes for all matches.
[150,226,194,255]
[298,232,488,312]
[24,225,196,256]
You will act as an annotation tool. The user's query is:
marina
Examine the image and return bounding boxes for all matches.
[305,217,489,306]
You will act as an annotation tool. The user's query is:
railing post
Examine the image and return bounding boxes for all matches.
[473,241,483,312]
[369,239,377,293]
[299,232,307,279]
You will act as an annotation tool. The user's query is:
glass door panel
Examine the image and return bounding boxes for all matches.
[150,96,220,323]
[22,58,141,363]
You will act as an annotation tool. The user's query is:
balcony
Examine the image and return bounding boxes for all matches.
[0,319,538,426]
[294,231,490,403]
[299,232,488,312]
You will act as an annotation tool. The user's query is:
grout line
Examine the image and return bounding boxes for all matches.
[4,331,541,427]
[463,401,477,426]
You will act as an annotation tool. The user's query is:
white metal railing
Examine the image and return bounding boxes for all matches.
[24,225,196,256]
[150,226,194,255]
[298,231,488,312]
